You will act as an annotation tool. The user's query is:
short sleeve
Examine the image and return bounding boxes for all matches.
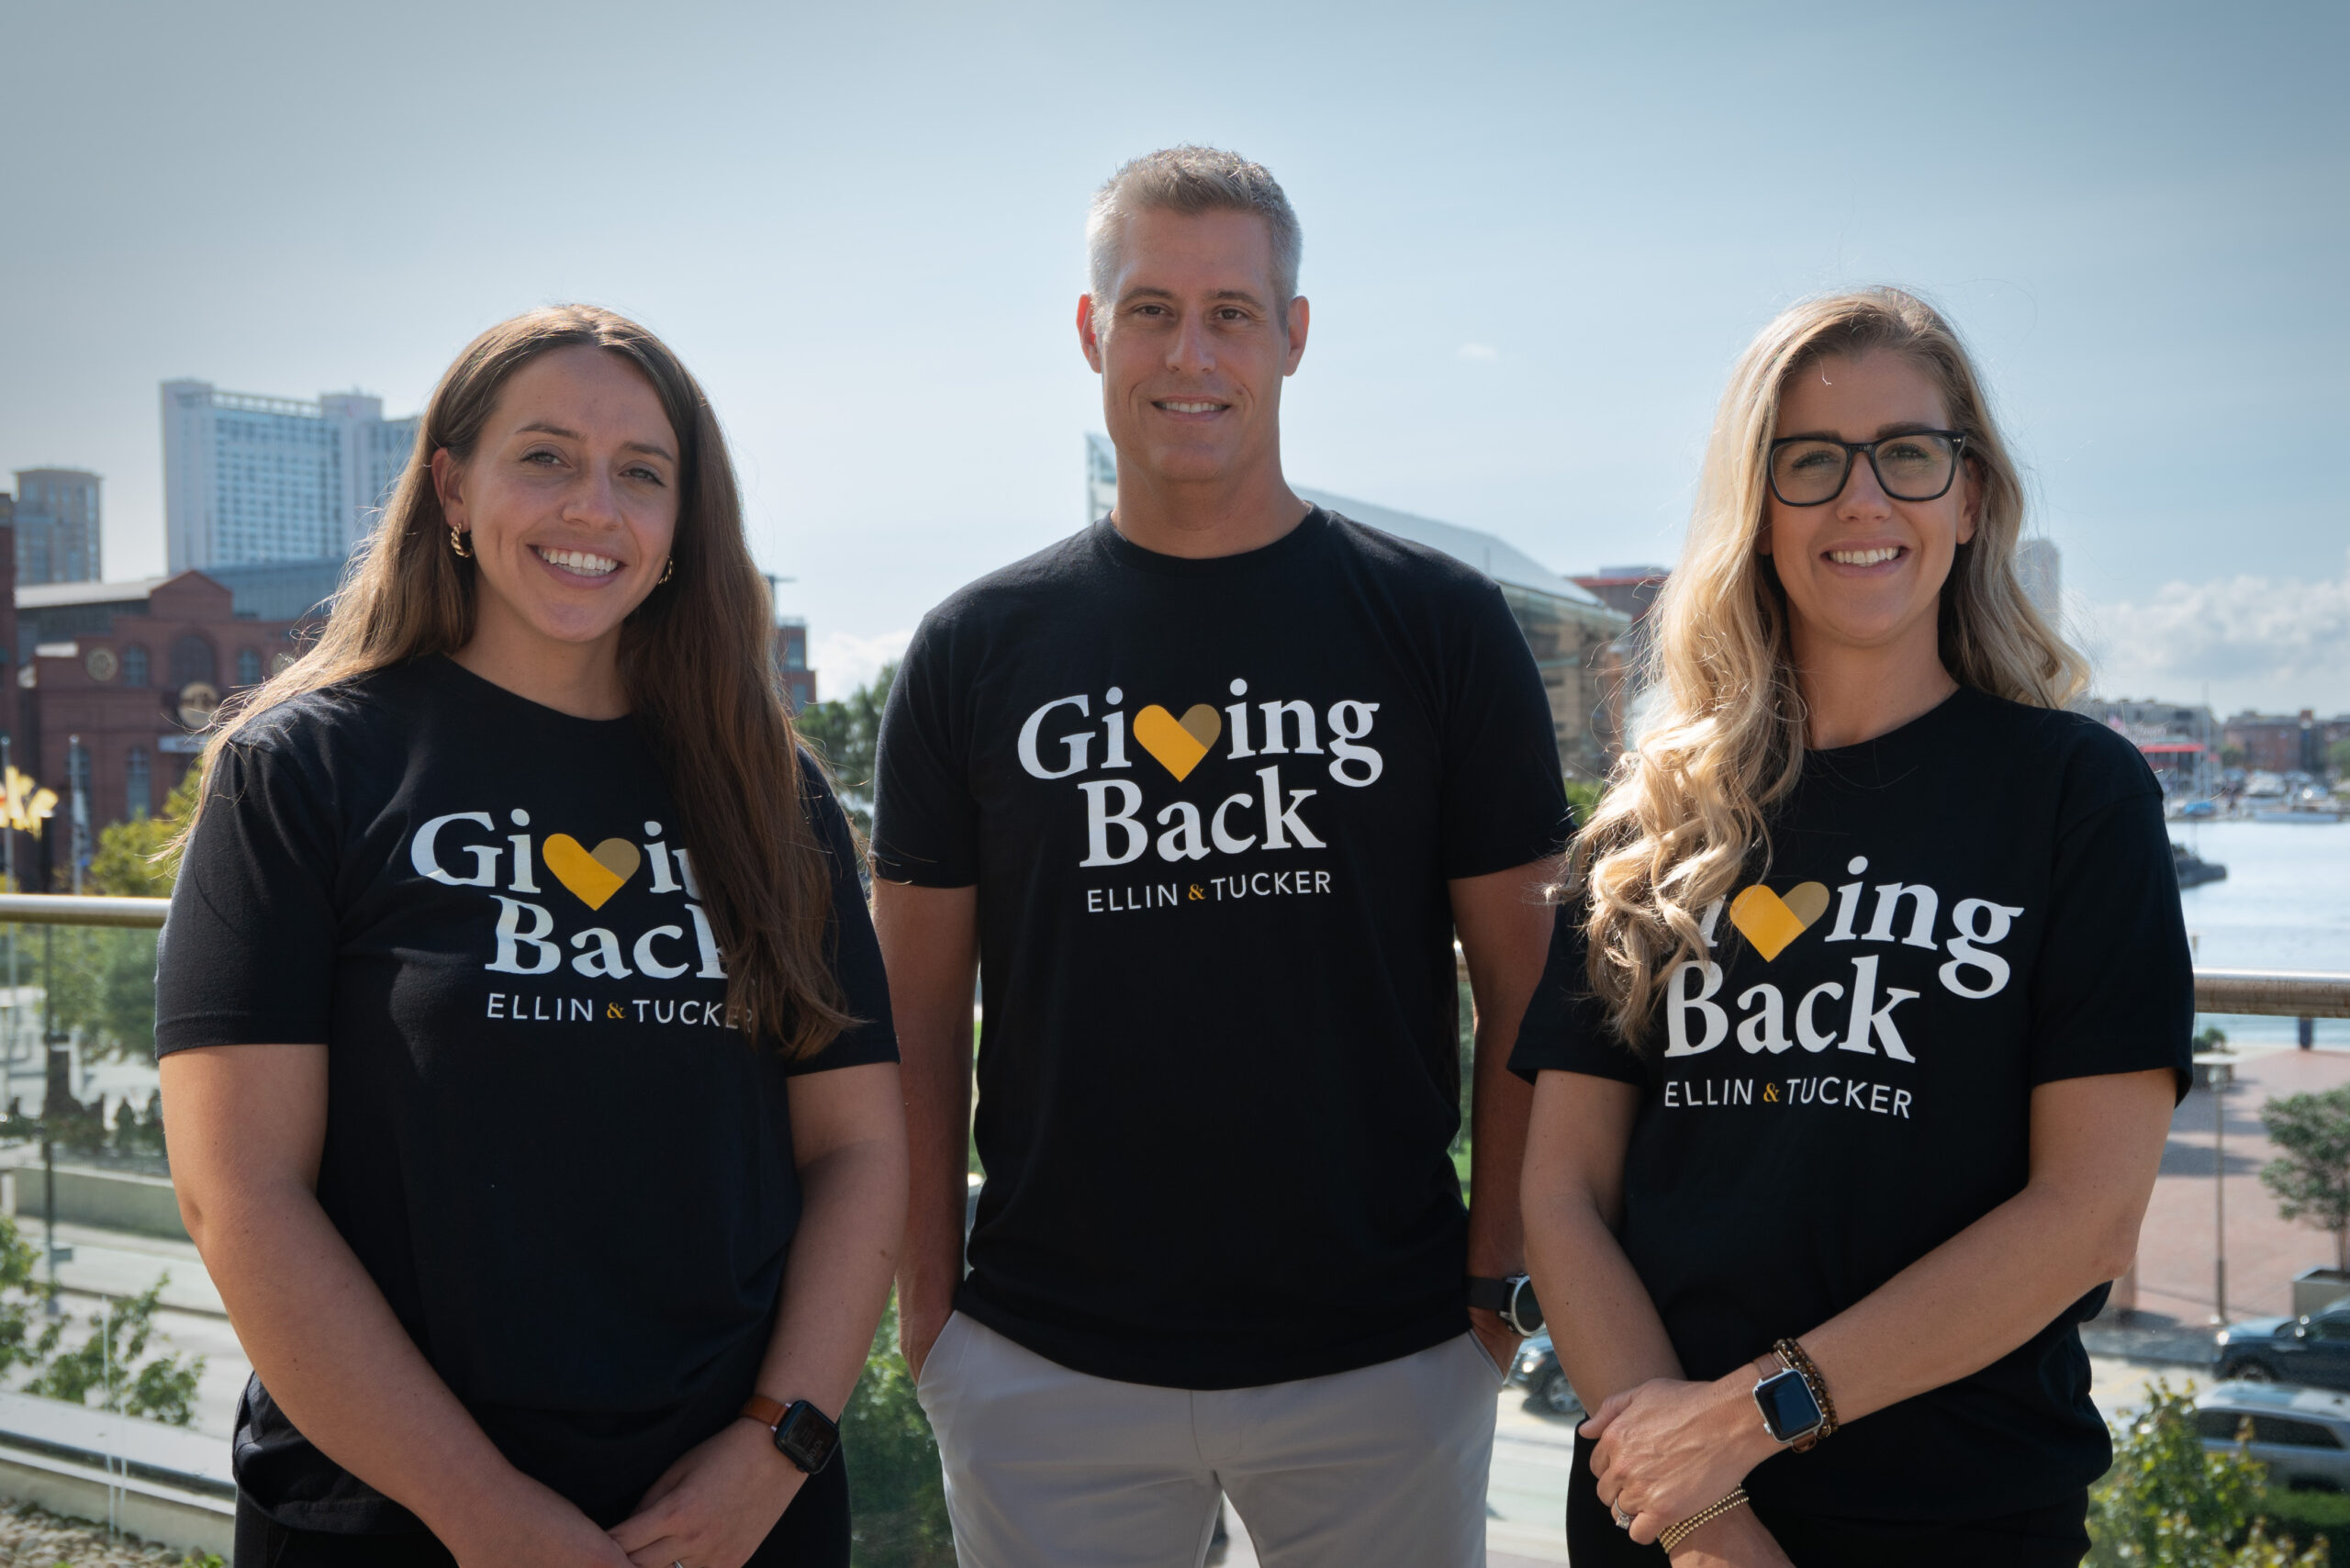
[870,616,979,887]
[2027,788,2195,1097]
[155,742,342,1055]
[1439,581,1572,879]
[788,760,901,1075]
[1508,902,1647,1087]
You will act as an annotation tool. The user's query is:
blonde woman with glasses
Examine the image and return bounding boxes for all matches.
[1515,288,2190,1567]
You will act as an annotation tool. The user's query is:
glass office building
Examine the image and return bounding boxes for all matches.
[9,468,102,585]
[161,382,420,571]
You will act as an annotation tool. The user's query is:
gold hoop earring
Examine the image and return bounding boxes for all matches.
[658,556,674,585]
[449,525,473,559]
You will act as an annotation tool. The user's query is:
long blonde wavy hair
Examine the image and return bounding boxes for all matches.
[1574,287,2088,1045]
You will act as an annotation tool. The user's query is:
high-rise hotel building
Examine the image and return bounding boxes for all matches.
[161,381,420,572]
[9,468,103,585]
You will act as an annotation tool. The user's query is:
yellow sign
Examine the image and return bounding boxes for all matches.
[3,767,58,839]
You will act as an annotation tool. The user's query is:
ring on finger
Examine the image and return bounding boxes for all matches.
[1611,1503,1632,1529]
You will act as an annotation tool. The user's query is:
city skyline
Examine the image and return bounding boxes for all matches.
[3,1,2343,715]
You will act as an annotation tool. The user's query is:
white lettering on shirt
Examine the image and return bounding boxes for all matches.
[1017,695,1094,779]
[413,812,499,886]
[1663,960,1729,1057]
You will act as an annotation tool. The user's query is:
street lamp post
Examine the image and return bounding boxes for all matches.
[2197,1048,2236,1324]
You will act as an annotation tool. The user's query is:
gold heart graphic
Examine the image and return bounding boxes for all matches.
[1132,703,1225,782]
[1727,880,1830,961]
[543,834,644,911]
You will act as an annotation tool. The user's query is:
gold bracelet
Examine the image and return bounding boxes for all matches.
[1658,1487,1751,1553]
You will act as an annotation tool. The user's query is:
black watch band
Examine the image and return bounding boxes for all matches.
[1466,1274,1544,1337]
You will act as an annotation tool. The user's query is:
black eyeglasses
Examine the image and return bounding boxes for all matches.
[1767,430,1968,507]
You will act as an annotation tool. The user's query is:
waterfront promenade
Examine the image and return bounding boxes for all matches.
[2131,1040,2350,1327]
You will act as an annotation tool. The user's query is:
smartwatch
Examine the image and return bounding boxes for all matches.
[1751,1366,1826,1448]
[1466,1274,1545,1337]
[740,1394,842,1475]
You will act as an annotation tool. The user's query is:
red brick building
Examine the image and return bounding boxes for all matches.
[13,571,301,886]
[2224,710,2350,776]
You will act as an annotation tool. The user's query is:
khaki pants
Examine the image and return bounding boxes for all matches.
[915,1314,1504,1568]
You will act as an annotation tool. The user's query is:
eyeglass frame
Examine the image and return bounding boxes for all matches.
[1765,430,1970,508]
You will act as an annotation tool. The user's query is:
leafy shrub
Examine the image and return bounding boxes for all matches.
[0,1209,202,1425]
[22,1281,203,1426]
[2089,1379,2327,1566]
[2256,1490,2350,1568]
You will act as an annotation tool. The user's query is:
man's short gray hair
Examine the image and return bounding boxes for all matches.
[1087,145,1303,313]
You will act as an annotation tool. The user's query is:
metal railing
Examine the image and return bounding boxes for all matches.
[0,895,169,931]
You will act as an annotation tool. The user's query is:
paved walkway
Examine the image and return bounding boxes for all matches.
[2127,1043,2350,1328]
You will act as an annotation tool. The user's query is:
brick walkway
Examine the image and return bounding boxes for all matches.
[2126,1046,2350,1326]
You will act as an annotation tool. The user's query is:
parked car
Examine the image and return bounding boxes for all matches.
[1509,1333,1582,1417]
[2195,1382,2350,1492]
[2214,1303,2350,1387]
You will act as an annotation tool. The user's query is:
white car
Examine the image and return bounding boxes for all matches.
[2196,1382,2350,1492]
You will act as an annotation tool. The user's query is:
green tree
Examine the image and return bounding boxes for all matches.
[2260,1088,2350,1271]
[2088,1380,2327,1566]
[841,1297,954,1567]
[797,664,897,834]
[40,767,198,1065]
[0,1211,203,1426]
[84,767,200,898]
[1565,778,1605,826]
[2330,736,2350,780]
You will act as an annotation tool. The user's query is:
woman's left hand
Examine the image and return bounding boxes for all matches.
[1582,1371,1777,1547]
[609,1418,805,1568]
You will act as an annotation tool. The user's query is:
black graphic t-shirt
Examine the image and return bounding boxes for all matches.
[155,656,897,1532]
[1511,686,2192,1521]
[873,510,1569,1389]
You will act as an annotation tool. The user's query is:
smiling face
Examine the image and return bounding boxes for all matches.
[1762,349,1979,663]
[1080,205,1308,491]
[432,345,681,666]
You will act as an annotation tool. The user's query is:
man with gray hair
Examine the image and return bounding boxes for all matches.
[872,145,1566,1566]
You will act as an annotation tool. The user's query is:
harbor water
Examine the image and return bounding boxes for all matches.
[2173,818,2350,1047]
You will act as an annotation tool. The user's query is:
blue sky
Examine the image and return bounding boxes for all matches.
[3,0,2343,711]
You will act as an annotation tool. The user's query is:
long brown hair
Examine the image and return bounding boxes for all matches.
[1574,287,2087,1045]
[194,304,853,1058]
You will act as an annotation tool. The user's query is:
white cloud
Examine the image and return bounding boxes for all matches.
[2080,550,2350,713]
[1456,342,1499,362]
[810,627,914,700]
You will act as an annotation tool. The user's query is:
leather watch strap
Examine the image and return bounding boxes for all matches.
[739,1394,788,1429]
[1464,1277,1516,1315]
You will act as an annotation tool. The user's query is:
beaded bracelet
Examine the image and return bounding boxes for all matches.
[1771,1336,1840,1450]
[1658,1486,1751,1552]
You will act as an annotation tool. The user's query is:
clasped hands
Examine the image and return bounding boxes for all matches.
[1582,1364,1794,1564]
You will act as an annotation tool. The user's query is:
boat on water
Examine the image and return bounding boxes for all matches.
[2174,842,2229,888]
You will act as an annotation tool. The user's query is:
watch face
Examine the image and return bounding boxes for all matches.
[774,1404,841,1473]
[1508,1278,1545,1335]
[1756,1371,1822,1441]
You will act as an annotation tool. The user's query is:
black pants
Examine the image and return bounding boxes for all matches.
[1566,1433,2089,1568]
[233,1451,850,1568]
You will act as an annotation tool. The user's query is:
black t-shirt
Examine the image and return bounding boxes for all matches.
[1510,686,2192,1521]
[155,656,897,1532]
[872,510,1569,1389]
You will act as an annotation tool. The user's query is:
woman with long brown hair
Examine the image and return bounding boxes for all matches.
[156,305,906,1568]
[1515,288,2190,1566]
